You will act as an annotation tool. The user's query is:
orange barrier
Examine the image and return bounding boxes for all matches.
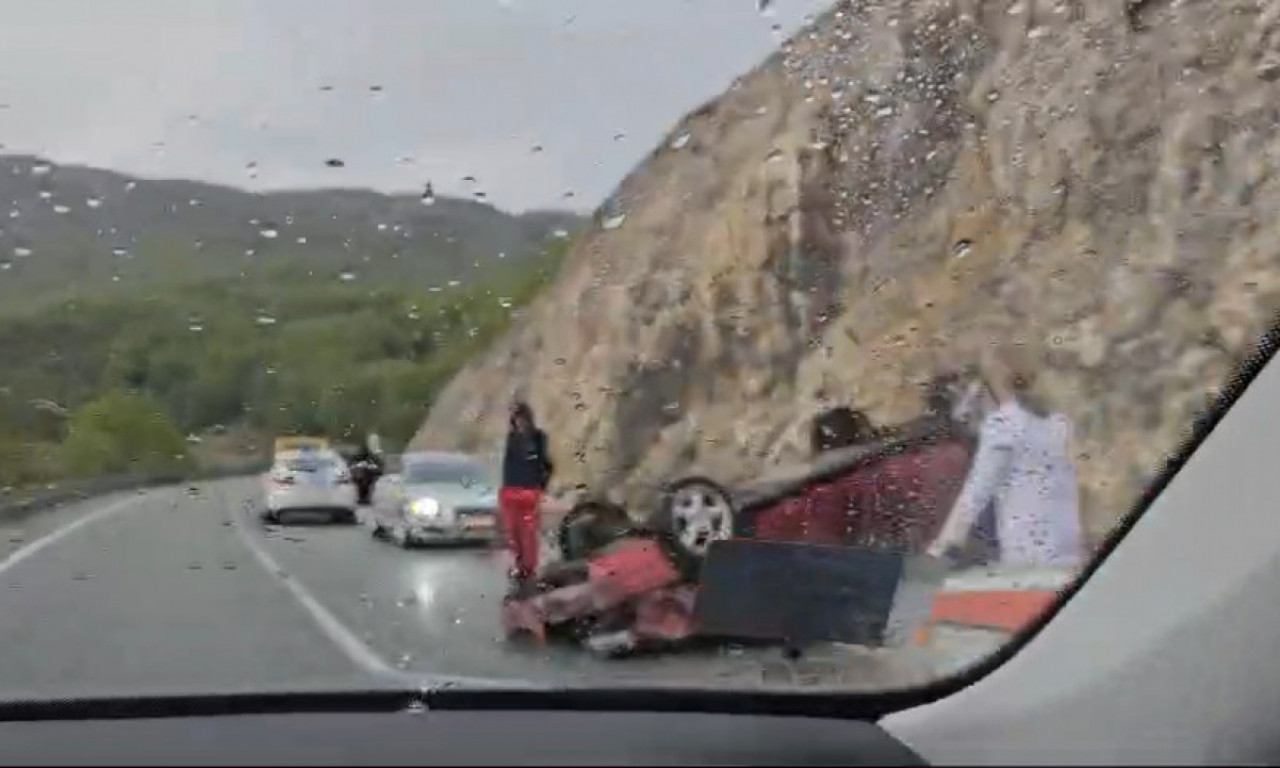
[914,588,1059,645]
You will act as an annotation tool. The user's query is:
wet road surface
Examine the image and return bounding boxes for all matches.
[0,478,946,699]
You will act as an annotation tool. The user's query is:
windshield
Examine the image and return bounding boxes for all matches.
[0,0,1268,702]
[282,456,335,474]
[403,459,489,487]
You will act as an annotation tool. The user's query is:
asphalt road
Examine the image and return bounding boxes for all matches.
[0,477,944,700]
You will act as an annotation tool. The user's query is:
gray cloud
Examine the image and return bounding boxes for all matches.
[0,0,831,212]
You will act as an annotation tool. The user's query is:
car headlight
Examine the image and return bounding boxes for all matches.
[407,497,440,518]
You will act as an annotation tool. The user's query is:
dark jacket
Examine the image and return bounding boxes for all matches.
[502,404,554,490]
[348,445,385,476]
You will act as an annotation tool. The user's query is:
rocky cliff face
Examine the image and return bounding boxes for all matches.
[412,0,1280,543]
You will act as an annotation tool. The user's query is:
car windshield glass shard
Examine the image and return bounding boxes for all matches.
[0,0,1268,700]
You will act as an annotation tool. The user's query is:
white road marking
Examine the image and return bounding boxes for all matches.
[229,485,548,691]
[0,494,143,576]
[231,503,397,678]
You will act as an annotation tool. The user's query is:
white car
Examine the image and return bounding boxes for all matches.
[372,451,499,547]
[262,449,359,525]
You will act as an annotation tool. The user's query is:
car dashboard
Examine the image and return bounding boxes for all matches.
[0,690,926,766]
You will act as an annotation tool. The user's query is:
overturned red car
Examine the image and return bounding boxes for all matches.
[502,391,987,658]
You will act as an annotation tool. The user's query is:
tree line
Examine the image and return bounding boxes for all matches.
[0,237,571,488]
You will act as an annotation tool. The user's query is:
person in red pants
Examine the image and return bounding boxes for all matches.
[500,401,555,595]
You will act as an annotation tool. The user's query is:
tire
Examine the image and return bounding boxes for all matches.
[647,476,736,570]
[392,523,415,550]
[335,507,359,525]
[557,499,634,562]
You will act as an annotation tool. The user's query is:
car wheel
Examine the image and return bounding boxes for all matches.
[392,524,414,549]
[336,508,359,525]
[648,476,735,566]
[558,499,633,562]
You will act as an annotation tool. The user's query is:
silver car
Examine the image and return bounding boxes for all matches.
[372,451,500,547]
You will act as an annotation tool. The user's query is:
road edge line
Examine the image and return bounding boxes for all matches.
[231,504,400,680]
[0,493,144,575]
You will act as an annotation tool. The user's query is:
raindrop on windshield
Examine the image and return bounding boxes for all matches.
[13,247,32,258]
[86,197,102,209]
[325,158,346,168]
[670,132,691,150]
[259,227,279,239]
[602,213,626,230]
[339,270,356,282]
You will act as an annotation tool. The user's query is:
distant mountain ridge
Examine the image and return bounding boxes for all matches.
[0,153,582,308]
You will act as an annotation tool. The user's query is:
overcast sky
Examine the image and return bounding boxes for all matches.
[0,0,832,212]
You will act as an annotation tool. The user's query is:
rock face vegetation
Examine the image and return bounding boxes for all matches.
[414,0,1280,543]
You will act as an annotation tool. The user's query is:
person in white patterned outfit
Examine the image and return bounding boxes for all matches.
[927,342,1085,569]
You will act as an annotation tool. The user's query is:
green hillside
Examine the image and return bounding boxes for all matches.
[0,155,580,487]
[0,154,580,310]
